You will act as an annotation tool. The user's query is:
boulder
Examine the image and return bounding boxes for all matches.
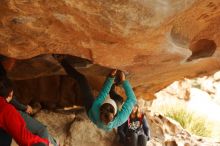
[0,0,220,100]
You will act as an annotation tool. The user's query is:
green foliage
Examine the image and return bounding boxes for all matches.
[163,107,212,137]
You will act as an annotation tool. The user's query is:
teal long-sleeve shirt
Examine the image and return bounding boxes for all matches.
[88,77,137,131]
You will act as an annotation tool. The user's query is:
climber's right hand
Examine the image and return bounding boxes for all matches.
[109,69,117,78]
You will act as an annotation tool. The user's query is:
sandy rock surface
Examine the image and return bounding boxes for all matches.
[11,109,220,146]
[0,0,219,100]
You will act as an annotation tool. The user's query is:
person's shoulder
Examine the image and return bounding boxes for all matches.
[89,101,100,113]
[2,102,17,114]
[88,106,100,123]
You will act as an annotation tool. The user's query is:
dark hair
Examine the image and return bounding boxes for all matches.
[130,104,142,119]
[0,77,13,98]
[100,103,115,124]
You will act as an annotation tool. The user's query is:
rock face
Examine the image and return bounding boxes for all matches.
[0,0,220,100]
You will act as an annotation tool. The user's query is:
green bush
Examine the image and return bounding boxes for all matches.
[163,107,212,137]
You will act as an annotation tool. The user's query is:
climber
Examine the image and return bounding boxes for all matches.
[117,104,150,146]
[53,55,137,131]
[0,77,50,146]
[0,55,58,146]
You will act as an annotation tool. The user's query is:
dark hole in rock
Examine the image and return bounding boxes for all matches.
[2,54,112,109]
[8,54,93,80]
[13,75,83,109]
[187,39,216,62]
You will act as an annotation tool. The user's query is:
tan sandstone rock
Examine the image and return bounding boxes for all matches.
[0,0,219,100]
